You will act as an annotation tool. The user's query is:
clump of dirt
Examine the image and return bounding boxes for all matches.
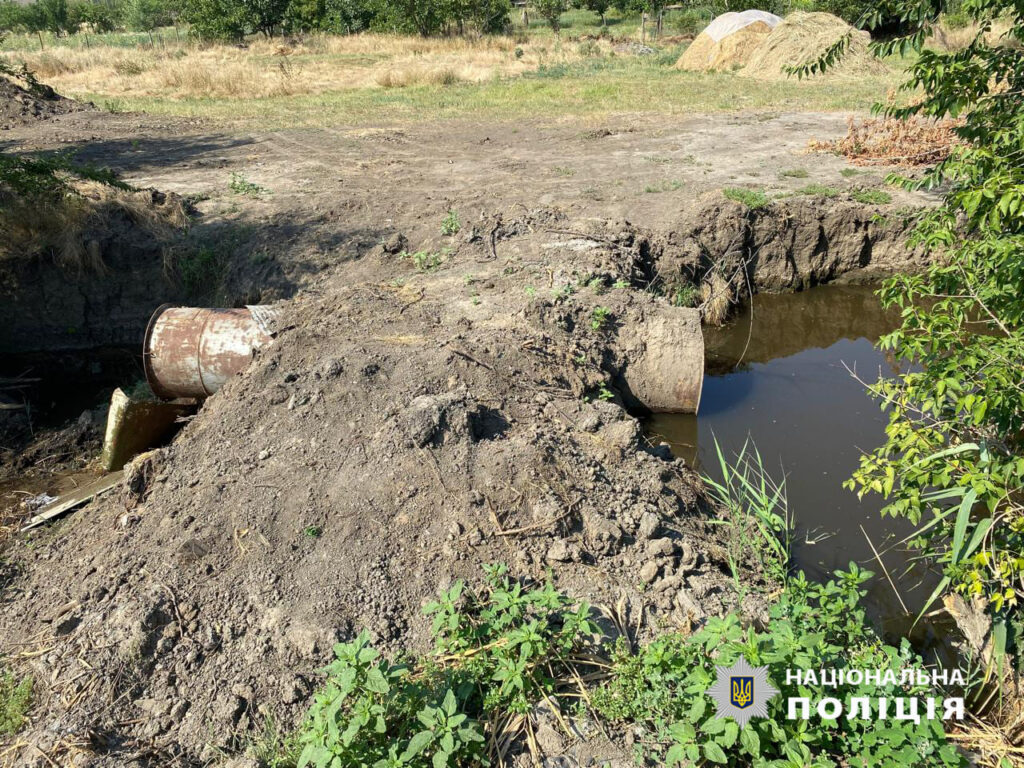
[0,209,773,766]
[0,75,91,130]
[741,11,888,80]
[809,115,964,167]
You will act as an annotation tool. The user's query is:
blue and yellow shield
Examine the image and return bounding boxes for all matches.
[730,676,754,709]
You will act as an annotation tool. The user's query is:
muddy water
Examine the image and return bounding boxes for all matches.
[648,285,949,651]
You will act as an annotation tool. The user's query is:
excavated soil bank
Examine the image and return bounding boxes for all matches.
[0,215,773,766]
[0,76,92,130]
[0,196,931,764]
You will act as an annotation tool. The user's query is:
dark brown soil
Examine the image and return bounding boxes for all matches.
[0,76,92,130]
[0,212,777,767]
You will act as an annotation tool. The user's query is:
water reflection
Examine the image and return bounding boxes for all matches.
[648,285,953,655]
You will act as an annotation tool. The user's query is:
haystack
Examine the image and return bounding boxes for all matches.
[676,10,782,72]
[741,11,888,80]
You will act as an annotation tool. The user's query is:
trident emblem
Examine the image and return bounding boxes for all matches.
[731,676,754,709]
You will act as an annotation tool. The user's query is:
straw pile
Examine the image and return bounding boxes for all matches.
[677,23,774,71]
[676,10,781,72]
[741,11,888,80]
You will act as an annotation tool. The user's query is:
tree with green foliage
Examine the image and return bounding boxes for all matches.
[121,0,172,31]
[67,0,121,32]
[321,0,376,33]
[371,0,448,34]
[532,0,566,33]
[809,0,1024,662]
[574,0,610,25]
[463,0,511,34]
[0,2,28,32]
[241,0,290,35]
[36,0,69,34]
[182,0,244,38]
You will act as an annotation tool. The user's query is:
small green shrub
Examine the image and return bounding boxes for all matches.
[297,631,486,768]
[229,172,268,197]
[590,305,612,330]
[671,283,699,308]
[399,250,444,272]
[177,246,228,296]
[592,565,965,768]
[723,187,771,210]
[441,209,460,236]
[296,565,598,767]
[840,167,864,178]
[850,187,892,205]
[779,168,809,178]
[0,669,32,736]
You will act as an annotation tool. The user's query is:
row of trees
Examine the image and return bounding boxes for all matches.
[0,0,884,41]
[0,0,174,36]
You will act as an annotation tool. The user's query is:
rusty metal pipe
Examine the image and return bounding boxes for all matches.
[143,305,279,399]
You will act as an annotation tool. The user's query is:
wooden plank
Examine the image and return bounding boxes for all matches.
[20,471,124,531]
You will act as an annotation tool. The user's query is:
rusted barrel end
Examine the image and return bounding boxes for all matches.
[619,306,704,414]
[144,305,280,400]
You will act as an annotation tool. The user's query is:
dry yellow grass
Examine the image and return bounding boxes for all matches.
[4,33,601,100]
[741,12,888,81]
[925,16,1015,51]
[700,272,733,326]
[0,180,188,269]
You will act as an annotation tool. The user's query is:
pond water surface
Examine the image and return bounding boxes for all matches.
[648,285,950,653]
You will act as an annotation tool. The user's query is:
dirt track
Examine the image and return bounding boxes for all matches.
[0,108,937,766]
[5,109,933,236]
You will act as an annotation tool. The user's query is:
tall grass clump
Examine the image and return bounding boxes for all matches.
[703,438,791,585]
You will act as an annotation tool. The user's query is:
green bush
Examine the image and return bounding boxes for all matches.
[296,565,598,767]
[592,565,965,768]
[291,563,964,768]
[297,632,487,768]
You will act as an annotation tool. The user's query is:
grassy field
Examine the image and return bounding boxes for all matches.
[0,8,910,129]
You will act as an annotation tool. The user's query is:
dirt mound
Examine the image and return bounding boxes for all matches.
[676,11,781,72]
[741,11,888,80]
[0,211,769,765]
[0,76,91,130]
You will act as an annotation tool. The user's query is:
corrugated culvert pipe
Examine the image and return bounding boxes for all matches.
[143,305,281,399]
